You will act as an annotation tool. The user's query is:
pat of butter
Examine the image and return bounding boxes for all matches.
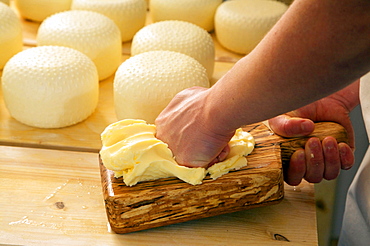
[100,119,255,186]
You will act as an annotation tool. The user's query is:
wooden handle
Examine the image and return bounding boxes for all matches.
[100,121,348,234]
[278,122,349,166]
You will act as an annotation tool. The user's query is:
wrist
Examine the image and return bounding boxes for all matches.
[201,85,241,138]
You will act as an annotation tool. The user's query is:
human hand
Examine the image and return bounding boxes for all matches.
[268,81,359,185]
[155,87,235,168]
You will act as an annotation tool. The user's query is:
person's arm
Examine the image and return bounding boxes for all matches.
[268,80,359,185]
[207,0,369,133]
[155,0,370,168]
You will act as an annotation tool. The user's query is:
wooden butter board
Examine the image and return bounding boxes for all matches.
[100,121,348,234]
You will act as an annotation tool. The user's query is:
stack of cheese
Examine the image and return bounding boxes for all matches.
[1,0,288,130]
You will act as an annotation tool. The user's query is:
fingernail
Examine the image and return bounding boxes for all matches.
[324,138,336,152]
[309,138,320,149]
[301,121,314,133]
[339,145,354,170]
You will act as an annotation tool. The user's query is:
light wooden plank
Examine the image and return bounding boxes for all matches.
[0,146,317,245]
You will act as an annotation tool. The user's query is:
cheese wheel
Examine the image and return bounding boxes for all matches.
[132,20,215,79]
[114,50,209,124]
[0,0,10,5]
[0,2,22,70]
[150,0,222,31]
[37,10,122,80]
[215,0,288,54]
[72,0,147,42]
[14,0,72,22]
[1,46,99,128]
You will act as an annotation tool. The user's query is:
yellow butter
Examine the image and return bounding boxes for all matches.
[100,119,255,186]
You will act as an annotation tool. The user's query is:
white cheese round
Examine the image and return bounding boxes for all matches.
[150,0,222,32]
[1,46,99,128]
[36,10,122,80]
[215,0,288,54]
[131,20,215,79]
[114,50,210,124]
[14,0,72,22]
[0,2,23,70]
[72,0,147,42]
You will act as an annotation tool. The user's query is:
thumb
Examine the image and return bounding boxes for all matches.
[268,115,315,137]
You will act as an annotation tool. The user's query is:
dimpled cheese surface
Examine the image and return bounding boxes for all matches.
[131,20,215,79]
[1,46,99,128]
[14,0,72,22]
[150,0,222,32]
[114,50,209,124]
[100,119,255,186]
[215,0,288,54]
[72,0,147,42]
[0,2,22,70]
[37,10,121,80]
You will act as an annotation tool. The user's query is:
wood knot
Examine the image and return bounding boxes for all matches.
[273,233,290,242]
[55,201,65,209]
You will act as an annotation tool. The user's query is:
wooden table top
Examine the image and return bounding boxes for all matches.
[0,3,318,245]
[0,145,317,245]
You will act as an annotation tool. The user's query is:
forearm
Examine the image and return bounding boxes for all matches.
[206,0,370,133]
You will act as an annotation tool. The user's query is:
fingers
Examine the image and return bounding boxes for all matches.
[304,137,325,183]
[322,137,340,180]
[207,145,230,167]
[285,137,355,186]
[269,115,315,137]
[285,149,306,186]
[338,142,355,170]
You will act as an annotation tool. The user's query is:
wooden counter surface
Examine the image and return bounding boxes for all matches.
[0,3,318,245]
[0,145,317,245]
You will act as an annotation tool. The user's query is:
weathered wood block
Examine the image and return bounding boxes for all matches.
[99,122,348,233]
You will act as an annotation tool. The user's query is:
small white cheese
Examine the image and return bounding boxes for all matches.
[37,10,122,80]
[132,20,215,79]
[1,46,99,128]
[113,50,209,124]
[215,0,288,54]
[72,0,147,42]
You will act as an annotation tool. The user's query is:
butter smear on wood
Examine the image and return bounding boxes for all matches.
[100,119,255,186]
